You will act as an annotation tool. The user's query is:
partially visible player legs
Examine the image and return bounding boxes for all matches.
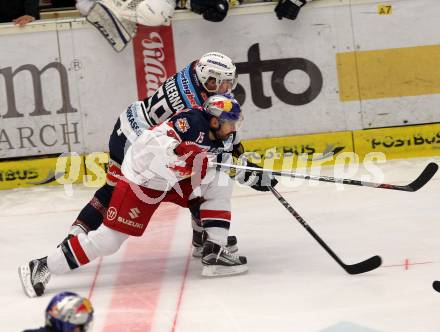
[19,177,164,298]
[66,120,127,238]
[190,202,238,257]
[197,170,247,277]
[19,136,126,297]
[69,183,114,235]
[18,174,246,297]
[19,225,129,298]
[63,119,233,259]
[69,180,237,258]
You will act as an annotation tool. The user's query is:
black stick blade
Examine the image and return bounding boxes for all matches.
[433,281,440,293]
[343,255,382,275]
[406,162,438,192]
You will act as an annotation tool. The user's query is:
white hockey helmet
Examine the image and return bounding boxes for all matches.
[129,0,175,26]
[196,52,238,93]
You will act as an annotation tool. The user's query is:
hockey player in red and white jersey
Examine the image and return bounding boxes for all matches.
[61,51,276,259]
[19,94,268,298]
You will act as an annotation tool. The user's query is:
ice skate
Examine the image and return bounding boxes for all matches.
[18,257,51,298]
[201,240,247,277]
[192,230,238,257]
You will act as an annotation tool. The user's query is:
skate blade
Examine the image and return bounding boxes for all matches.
[18,265,37,298]
[201,264,248,277]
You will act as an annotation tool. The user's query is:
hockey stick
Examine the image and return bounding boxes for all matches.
[212,162,438,192]
[268,186,382,275]
[433,281,440,293]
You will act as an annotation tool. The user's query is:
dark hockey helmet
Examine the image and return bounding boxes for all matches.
[45,291,94,332]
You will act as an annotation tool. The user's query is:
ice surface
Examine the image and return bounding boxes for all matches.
[2,157,440,331]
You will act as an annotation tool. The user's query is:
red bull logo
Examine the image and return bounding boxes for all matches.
[76,298,93,314]
[211,100,233,112]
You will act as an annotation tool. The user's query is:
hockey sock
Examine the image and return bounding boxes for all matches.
[48,225,129,274]
[204,227,228,247]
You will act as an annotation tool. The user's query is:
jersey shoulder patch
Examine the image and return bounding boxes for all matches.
[175,117,190,133]
[172,109,209,142]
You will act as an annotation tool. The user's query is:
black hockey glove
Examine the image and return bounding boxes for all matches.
[238,161,278,192]
[275,0,307,20]
[190,0,229,22]
[232,142,245,158]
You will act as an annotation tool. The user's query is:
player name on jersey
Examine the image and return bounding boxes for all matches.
[164,78,185,111]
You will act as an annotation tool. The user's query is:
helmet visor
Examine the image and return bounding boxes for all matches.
[205,74,238,94]
[219,73,238,93]
[218,80,234,94]
[219,113,244,130]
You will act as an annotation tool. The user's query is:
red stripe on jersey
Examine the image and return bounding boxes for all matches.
[200,210,231,221]
[69,235,90,265]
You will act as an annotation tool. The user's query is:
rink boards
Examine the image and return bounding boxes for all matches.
[1,0,440,188]
[1,123,440,189]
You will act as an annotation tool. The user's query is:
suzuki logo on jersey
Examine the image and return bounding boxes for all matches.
[233,43,323,108]
[128,207,140,219]
[175,118,190,133]
[107,207,117,221]
[117,216,143,229]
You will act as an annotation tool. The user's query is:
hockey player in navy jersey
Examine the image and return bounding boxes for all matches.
[19,94,274,298]
[61,51,276,258]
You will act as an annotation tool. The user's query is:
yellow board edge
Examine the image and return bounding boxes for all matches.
[0,155,85,190]
[1,124,440,190]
